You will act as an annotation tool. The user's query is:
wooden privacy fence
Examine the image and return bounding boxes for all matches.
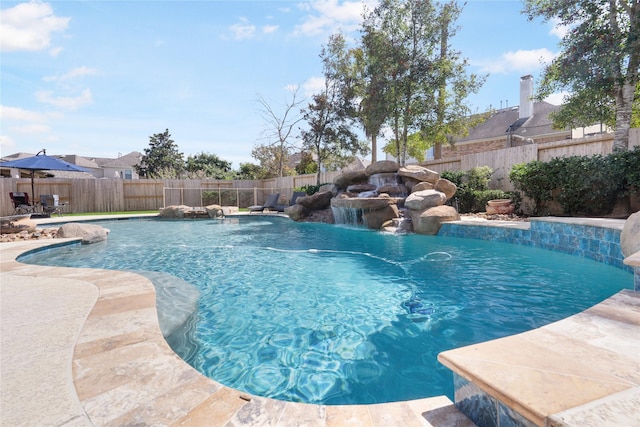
[1,130,637,217]
[422,130,639,191]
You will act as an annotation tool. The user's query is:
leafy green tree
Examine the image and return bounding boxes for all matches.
[351,32,390,163]
[251,144,295,178]
[295,151,318,175]
[185,152,233,179]
[362,0,482,164]
[300,33,369,184]
[524,0,639,151]
[256,87,305,177]
[136,129,184,178]
[422,1,486,159]
[236,162,267,180]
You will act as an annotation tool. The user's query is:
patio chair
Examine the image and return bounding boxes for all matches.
[40,194,65,217]
[9,192,36,215]
[275,191,306,212]
[248,193,280,213]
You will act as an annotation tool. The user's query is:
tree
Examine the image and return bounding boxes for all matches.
[236,162,267,180]
[524,0,639,151]
[256,87,305,177]
[251,144,295,178]
[423,1,485,160]
[185,152,234,179]
[294,151,318,175]
[353,29,391,163]
[362,0,482,165]
[135,129,184,178]
[300,33,369,184]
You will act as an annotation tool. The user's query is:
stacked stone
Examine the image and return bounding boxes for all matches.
[286,160,460,235]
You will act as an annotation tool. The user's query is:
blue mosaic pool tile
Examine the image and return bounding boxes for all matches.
[439,219,630,272]
[453,374,499,427]
[498,401,537,427]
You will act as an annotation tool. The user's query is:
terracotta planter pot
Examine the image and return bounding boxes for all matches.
[486,199,514,214]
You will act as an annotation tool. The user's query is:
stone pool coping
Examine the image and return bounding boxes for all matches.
[1,214,637,426]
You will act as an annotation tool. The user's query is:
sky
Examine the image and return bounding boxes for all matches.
[0,0,568,168]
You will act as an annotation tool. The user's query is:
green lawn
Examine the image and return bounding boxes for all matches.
[63,211,159,217]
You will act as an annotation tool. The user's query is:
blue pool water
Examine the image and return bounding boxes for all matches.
[22,217,632,404]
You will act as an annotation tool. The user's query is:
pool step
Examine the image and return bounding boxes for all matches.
[173,393,476,426]
[438,290,640,427]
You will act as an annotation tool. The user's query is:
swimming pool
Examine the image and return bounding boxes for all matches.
[22,217,632,405]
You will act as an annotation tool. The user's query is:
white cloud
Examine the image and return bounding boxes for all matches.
[302,76,325,97]
[0,134,16,152]
[474,48,556,74]
[549,17,570,39]
[36,88,93,111]
[0,1,70,52]
[43,66,99,83]
[11,123,51,134]
[262,25,279,34]
[0,105,47,122]
[294,0,376,37]
[49,46,63,56]
[230,18,256,40]
[544,91,570,106]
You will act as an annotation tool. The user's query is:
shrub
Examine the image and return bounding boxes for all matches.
[509,161,556,215]
[295,183,332,195]
[442,167,509,213]
[509,146,640,216]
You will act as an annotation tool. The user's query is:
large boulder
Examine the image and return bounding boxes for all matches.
[347,184,377,194]
[621,211,640,257]
[434,178,457,200]
[331,194,396,210]
[56,223,109,244]
[377,184,408,197]
[158,205,190,219]
[333,171,368,190]
[205,204,224,218]
[402,177,421,193]
[404,190,447,211]
[365,160,399,176]
[397,165,440,184]
[297,190,334,211]
[363,204,400,229]
[411,181,435,193]
[285,204,308,221]
[411,205,460,235]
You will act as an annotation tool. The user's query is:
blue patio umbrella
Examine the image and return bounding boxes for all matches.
[0,149,90,201]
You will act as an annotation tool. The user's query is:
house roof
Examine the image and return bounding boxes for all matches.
[59,152,142,169]
[455,101,567,143]
[0,152,38,161]
[99,151,142,168]
[2,151,141,178]
[61,155,101,169]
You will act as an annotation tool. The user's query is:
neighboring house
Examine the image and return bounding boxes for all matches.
[97,151,142,179]
[64,151,143,179]
[386,75,574,163]
[0,151,142,179]
[442,75,571,158]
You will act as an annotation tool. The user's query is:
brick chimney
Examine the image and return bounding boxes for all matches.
[519,75,534,119]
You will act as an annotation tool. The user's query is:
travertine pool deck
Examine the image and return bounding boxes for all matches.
[1,215,638,426]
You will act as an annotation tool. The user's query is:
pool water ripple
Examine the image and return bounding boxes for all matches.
[22,216,632,405]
